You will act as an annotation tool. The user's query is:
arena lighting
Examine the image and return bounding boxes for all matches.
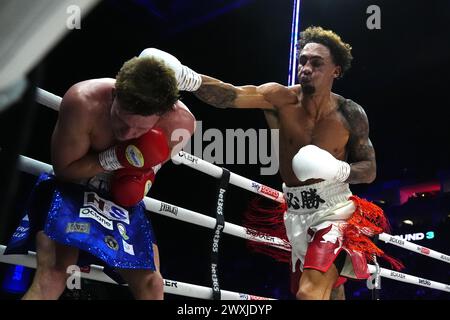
[288,0,301,86]
[399,182,440,205]
[403,220,414,225]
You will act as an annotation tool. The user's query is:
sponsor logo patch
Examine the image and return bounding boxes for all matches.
[117,223,129,240]
[389,236,405,246]
[82,192,130,224]
[159,202,178,216]
[258,185,279,200]
[144,180,152,195]
[419,246,430,255]
[390,271,406,279]
[418,278,431,286]
[104,235,119,251]
[164,280,178,288]
[178,151,198,164]
[79,207,113,230]
[122,239,135,255]
[125,145,144,168]
[65,222,90,234]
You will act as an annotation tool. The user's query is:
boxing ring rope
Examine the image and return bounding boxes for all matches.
[366,265,450,293]
[31,88,450,293]
[35,87,450,264]
[1,87,449,298]
[377,233,450,264]
[0,245,270,300]
[13,155,450,294]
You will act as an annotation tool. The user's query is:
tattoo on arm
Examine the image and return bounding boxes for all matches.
[194,84,237,108]
[342,101,377,184]
[347,142,376,184]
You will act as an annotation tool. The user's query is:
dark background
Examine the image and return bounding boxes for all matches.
[1,0,449,300]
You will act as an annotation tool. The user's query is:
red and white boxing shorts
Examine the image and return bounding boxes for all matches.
[283,180,370,280]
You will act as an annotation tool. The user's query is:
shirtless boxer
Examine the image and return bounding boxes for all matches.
[138,26,400,300]
[7,55,196,299]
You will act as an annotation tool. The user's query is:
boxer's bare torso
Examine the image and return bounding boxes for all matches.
[52,78,195,181]
[261,85,367,187]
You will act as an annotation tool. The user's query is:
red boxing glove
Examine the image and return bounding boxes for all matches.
[99,127,169,171]
[111,167,158,207]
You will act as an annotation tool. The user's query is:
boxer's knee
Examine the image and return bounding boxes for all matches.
[296,280,323,300]
[297,268,337,300]
[25,231,78,299]
[132,271,164,300]
[120,268,164,300]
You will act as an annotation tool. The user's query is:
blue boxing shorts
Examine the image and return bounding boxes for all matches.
[5,173,157,277]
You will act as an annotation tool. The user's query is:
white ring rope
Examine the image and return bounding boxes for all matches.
[7,87,444,295]
[0,245,272,300]
[35,88,450,260]
[173,151,284,203]
[35,88,62,111]
[378,233,450,265]
[367,264,450,293]
[7,148,450,296]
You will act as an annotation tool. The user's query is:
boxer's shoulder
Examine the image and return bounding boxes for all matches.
[60,78,114,119]
[333,93,364,114]
[157,101,196,139]
[258,82,298,107]
[332,94,367,127]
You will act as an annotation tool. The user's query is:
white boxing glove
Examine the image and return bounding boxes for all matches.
[292,145,350,182]
[139,48,202,91]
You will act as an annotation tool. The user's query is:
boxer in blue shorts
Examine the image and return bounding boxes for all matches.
[6,53,197,299]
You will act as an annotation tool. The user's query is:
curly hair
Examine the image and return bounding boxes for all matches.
[115,56,179,116]
[298,26,353,78]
